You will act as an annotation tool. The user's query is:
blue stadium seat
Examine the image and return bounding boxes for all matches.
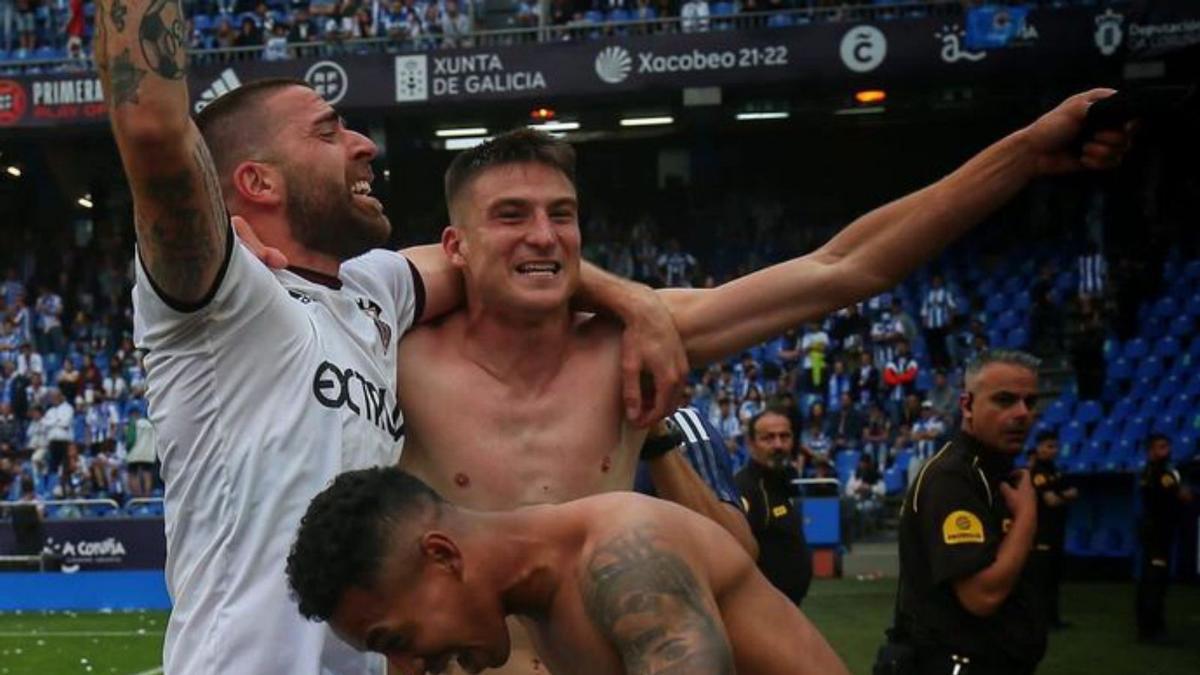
[1123,338,1148,360]
[1167,393,1194,417]
[1134,356,1163,381]
[1006,327,1029,349]
[1066,527,1092,555]
[1121,416,1150,443]
[710,2,736,16]
[767,14,795,28]
[1012,292,1032,312]
[1168,315,1193,338]
[1153,336,1181,360]
[894,450,914,475]
[1152,413,1180,435]
[1105,438,1137,472]
[607,8,632,22]
[1151,296,1179,320]
[1172,433,1196,463]
[1059,420,1085,445]
[1185,293,1200,318]
[1183,260,1200,282]
[1074,400,1102,427]
[984,294,1008,316]
[1107,356,1132,381]
[835,450,861,485]
[884,467,905,495]
[583,9,604,23]
[1092,417,1120,443]
[1042,398,1072,426]
[1155,374,1183,400]
[1136,394,1164,419]
[1184,374,1200,398]
[1109,397,1136,422]
[995,310,1021,332]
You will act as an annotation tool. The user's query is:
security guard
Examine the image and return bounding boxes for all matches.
[1027,431,1077,629]
[1136,433,1193,643]
[891,351,1046,674]
[735,406,813,606]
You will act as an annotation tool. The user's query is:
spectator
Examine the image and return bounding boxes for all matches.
[125,409,159,499]
[43,389,74,475]
[79,354,103,395]
[911,400,946,460]
[25,371,47,408]
[15,343,42,377]
[85,391,119,458]
[440,0,471,46]
[738,385,764,424]
[871,310,903,372]
[54,442,90,506]
[883,339,919,421]
[1029,262,1061,355]
[854,349,879,407]
[861,402,890,468]
[353,6,376,37]
[830,303,869,355]
[680,0,710,32]
[799,321,830,392]
[24,405,48,481]
[1077,240,1107,301]
[830,392,864,454]
[234,15,264,50]
[214,16,237,48]
[10,294,33,346]
[263,22,291,60]
[421,2,443,45]
[926,369,959,424]
[514,0,538,28]
[309,0,338,19]
[891,297,919,344]
[846,454,885,538]
[549,0,573,26]
[14,0,34,52]
[288,6,320,42]
[1,268,24,308]
[714,396,742,458]
[56,358,81,403]
[920,274,957,369]
[34,285,64,355]
[0,456,15,499]
[103,355,129,401]
[607,239,635,279]
[799,402,831,464]
[656,238,698,287]
[826,358,851,412]
[1072,297,1106,401]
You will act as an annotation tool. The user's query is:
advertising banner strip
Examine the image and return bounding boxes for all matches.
[0,6,1193,129]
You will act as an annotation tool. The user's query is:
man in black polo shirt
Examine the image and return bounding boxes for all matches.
[735,406,813,606]
[1027,431,1077,630]
[1136,433,1193,644]
[892,350,1046,674]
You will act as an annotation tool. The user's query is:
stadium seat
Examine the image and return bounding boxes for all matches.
[1105,438,1137,472]
[583,9,604,23]
[835,450,861,485]
[1152,413,1180,435]
[1185,293,1200,318]
[1134,356,1163,381]
[1153,336,1181,360]
[1167,393,1194,417]
[1168,315,1193,338]
[193,13,214,33]
[607,8,632,22]
[1107,356,1132,381]
[1121,416,1149,443]
[1005,326,1029,349]
[1171,433,1196,463]
[1109,397,1136,422]
[984,294,1007,316]
[893,450,914,475]
[1066,527,1092,555]
[1012,292,1032,312]
[1151,296,1179,320]
[1059,420,1085,445]
[1185,375,1200,398]
[1075,400,1103,426]
[1136,394,1164,419]
[884,467,905,495]
[1183,259,1200,282]
[1123,338,1148,360]
[1155,374,1183,400]
[767,14,795,28]
[1092,417,1120,444]
[1042,398,1072,426]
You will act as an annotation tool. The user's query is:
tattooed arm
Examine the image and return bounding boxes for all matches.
[98,0,228,306]
[582,528,735,675]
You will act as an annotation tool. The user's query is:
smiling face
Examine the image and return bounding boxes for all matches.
[252,85,391,260]
[444,162,581,316]
[329,533,511,674]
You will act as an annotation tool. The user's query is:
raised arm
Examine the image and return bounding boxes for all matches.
[97,0,228,305]
[582,527,735,675]
[660,90,1129,366]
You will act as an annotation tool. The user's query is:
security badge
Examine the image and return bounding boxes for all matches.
[942,510,985,545]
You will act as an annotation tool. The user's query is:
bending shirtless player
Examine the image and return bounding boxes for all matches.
[287,466,851,675]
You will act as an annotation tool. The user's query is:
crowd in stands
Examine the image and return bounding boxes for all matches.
[0,0,1114,63]
[0,246,155,514]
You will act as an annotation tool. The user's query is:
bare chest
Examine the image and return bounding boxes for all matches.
[397,328,646,510]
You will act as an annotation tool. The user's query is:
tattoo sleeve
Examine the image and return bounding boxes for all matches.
[98,0,228,305]
[582,528,735,675]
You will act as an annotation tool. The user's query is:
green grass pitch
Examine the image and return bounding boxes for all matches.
[0,580,1197,674]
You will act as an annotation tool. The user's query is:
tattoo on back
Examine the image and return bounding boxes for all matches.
[110,0,128,32]
[139,0,188,80]
[582,528,734,675]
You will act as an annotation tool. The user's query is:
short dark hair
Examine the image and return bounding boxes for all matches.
[1146,433,1171,448]
[286,467,444,622]
[443,128,576,217]
[1035,431,1058,444]
[194,78,311,184]
[747,406,793,440]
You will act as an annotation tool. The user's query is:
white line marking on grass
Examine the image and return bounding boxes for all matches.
[0,631,161,637]
[127,668,163,675]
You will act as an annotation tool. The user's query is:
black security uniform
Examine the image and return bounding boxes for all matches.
[1028,456,1071,626]
[1136,458,1185,640]
[734,461,813,606]
[895,433,1046,675]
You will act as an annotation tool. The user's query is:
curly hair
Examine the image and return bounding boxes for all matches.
[286,467,444,622]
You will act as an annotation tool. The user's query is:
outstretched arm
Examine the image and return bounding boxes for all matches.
[98,0,228,306]
[582,527,735,675]
[661,90,1129,366]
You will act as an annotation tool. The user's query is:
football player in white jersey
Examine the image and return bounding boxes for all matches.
[97,8,685,675]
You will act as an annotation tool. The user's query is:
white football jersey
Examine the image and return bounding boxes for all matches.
[133,235,422,675]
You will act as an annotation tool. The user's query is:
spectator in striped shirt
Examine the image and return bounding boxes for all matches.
[921,274,958,369]
[34,285,64,356]
[714,396,743,459]
[871,310,904,370]
[911,400,947,460]
[826,358,852,412]
[854,350,880,407]
[655,238,698,287]
[1077,241,1107,301]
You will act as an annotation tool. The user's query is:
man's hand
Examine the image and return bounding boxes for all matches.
[1000,469,1036,522]
[232,216,289,269]
[619,288,688,427]
[1020,89,1133,175]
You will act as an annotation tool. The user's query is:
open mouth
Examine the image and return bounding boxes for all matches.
[515,261,562,277]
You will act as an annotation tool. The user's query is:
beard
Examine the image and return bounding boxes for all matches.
[282,163,391,261]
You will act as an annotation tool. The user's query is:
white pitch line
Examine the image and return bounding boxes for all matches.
[127,668,163,675]
[0,630,160,637]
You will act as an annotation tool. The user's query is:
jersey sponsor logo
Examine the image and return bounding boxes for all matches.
[357,297,393,353]
[288,289,314,304]
[771,505,788,518]
[942,510,985,545]
[312,360,404,441]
